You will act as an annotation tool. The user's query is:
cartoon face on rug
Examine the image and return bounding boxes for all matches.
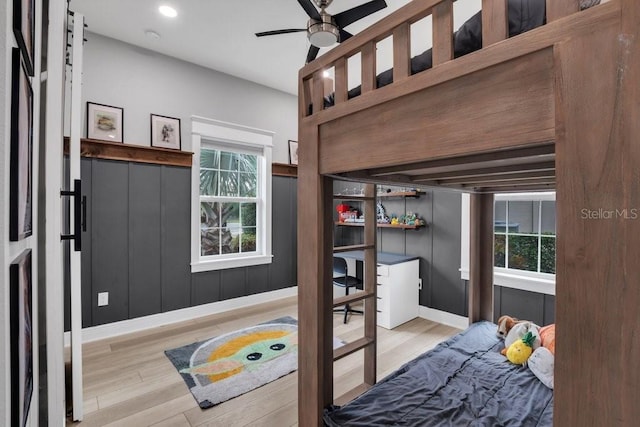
[180,325,298,381]
[177,322,298,407]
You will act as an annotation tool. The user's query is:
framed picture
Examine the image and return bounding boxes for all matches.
[288,140,299,165]
[10,249,33,427]
[87,102,124,142]
[150,114,181,150]
[13,0,35,76]
[10,48,33,241]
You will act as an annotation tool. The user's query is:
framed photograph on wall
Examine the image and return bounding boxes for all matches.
[13,0,35,76]
[288,140,298,165]
[150,114,181,150]
[87,102,124,142]
[10,249,34,427]
[10,48,33,241]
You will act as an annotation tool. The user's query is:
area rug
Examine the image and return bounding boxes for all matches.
[165,316,298,408]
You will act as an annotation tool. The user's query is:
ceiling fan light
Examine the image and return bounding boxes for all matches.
[308,29,338,47]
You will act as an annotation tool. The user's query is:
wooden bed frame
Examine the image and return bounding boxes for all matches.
[297,0,639,425]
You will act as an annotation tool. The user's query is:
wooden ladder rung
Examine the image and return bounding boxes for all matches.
[333,291,375,308]
[333,244,376,253]
[333,337,375,361]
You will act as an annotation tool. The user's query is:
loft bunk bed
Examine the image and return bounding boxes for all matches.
[296,0,639,426]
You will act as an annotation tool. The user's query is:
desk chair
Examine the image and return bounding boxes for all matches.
[333,256,364,324]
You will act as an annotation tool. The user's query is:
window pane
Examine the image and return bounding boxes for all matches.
[201,202,221,227]
[239,172,257,197]
[238,153,257,172]
[507,201,537,234]
[240,227,257,252]
[201,228,220,256]
[200,169,219,196]
[494,201,506,232]
[541,201,556,235]
[241,203,257,227]
[220,151,236,171]
[494,234,506,267]
[221,202,240,255]
[508,235,539,272]
[219,171,238,196]
[200,148,220,169]
[541,236,556,274]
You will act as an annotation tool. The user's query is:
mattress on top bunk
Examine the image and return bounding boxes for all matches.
[323,321,553,427]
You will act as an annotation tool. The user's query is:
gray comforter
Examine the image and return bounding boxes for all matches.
[323,321,553,426]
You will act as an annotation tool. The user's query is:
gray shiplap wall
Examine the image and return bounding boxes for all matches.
[67,158,296,329]
[334,183,466,315]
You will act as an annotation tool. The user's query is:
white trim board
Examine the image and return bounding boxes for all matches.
[64,287,297,347]
[419,306,469,330]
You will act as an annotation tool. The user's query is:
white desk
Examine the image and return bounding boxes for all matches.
[337,251,420,329]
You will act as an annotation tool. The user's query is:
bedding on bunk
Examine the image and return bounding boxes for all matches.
[323,321,553,427]
[323,0,603,108]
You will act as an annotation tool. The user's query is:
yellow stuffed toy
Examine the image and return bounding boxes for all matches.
[506,331,536,365]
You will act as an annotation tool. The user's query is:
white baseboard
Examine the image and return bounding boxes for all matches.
[64,287,298,347]
[418,306,469,330]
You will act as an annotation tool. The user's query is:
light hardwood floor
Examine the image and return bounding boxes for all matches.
[68,296,460,427]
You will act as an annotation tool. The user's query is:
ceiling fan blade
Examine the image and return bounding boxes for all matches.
[298,0,321,21]
[306,45,320,63]
[255,28,307,37]
[334,0,387,28]
[338,29,353,43]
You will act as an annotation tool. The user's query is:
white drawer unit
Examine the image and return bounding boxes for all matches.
[336,251,421,330]
[376,258,419,329]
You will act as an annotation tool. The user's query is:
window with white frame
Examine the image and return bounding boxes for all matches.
[494,193,556,275]
[191,117,273,272]
[460,192,556,295]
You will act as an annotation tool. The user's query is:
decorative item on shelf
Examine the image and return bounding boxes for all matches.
[376,201,390,224]
[87,102,124,142]
[150,114,181,150]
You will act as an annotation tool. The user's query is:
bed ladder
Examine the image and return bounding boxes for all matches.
[331,183,378,404]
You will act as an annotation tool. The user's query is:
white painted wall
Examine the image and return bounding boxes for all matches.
[80,32,298,163]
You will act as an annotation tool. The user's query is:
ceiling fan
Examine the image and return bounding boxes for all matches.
[256,0,388,63]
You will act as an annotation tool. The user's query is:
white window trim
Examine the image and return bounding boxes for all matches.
[460,192,556,295]
[190,116,274,272]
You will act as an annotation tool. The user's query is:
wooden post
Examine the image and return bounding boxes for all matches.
[432,0,453,65]
[363,184,377,386]
[393,23,411,81]
[334,57,348,105]
[361,41,377,94]
[546,0,579,23]
[297,121,334,426]
[554,1,640,424]
[481,0,508,47]
[468,193,494,323]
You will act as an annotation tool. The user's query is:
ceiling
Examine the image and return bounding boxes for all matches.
[69,0,480,96]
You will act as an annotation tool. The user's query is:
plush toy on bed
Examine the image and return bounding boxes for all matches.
[506,331,536,365]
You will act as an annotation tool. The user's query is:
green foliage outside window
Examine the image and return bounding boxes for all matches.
[200,148,258,256]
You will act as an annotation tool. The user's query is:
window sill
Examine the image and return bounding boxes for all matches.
[191,254,273,273]
[459,268,555,295]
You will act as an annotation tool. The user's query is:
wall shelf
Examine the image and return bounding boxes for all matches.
[333,190,424,200]
[335,222,425,230]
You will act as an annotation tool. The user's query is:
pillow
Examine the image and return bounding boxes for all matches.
[539,324,556,355]
[528,346,554,389]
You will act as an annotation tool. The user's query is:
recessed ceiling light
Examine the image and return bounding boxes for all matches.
[158,5,177,18]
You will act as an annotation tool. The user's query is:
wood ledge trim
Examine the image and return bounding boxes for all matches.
[64,137,193,167]
[272,162,298,177]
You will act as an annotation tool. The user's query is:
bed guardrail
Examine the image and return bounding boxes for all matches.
[299,0,581,120]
